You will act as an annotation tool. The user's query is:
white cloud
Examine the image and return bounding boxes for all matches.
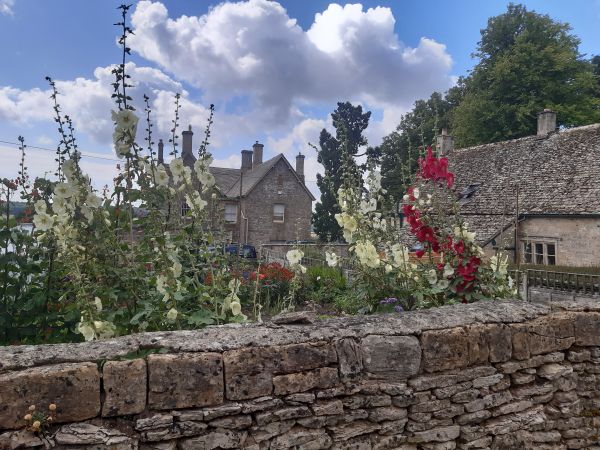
[0,0,14,15]
[129,1,454,125]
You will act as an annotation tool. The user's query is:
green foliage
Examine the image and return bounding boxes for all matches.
[312,102,372,242]
[305,265,346,292]
[450,3,600,147]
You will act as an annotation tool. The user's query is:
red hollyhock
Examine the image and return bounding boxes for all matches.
[417,147,455,188]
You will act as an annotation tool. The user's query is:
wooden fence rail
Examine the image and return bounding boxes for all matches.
[526,269,600,296]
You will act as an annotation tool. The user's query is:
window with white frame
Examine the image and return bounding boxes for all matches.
[522,240,556,265]
[224,204,237,223]
[273,204,285,223]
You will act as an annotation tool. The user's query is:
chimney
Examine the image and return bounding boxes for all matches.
[537,109,557,136]
[241,149,253,171]
[157,139,164,164]
[182,125,193,158]
[296,152,305,183]
[436,128,454,156]
[252,141,263,168]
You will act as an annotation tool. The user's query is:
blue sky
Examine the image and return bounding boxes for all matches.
[0,0,598,194]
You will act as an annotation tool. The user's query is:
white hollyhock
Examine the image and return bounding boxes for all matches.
[286,249,304,266]
[166,307,178,323]
[33,212,54,231]
[325,251,339,267]
[354,241,380,268]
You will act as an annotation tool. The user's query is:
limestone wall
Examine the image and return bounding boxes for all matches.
[1,298,599,449]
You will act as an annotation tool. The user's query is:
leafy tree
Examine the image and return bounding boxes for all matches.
[451,3,600,147]
[378,92,455,212]
[313,102,371,242]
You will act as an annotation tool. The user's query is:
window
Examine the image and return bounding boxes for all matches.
[273,204,285,223]
[277,175,284,195]
[181,201,190,217]
[522,240,556,265]
[224,204,237,224]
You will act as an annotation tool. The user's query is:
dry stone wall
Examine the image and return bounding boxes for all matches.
[1,298,600,450]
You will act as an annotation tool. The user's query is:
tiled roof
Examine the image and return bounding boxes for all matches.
[208,154,315,201]
[448,123,600,244]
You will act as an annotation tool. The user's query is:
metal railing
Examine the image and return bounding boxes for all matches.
[526,269,600,296]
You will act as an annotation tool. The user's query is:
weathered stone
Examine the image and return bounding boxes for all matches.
[409,373,458,391]
[0,429,44,449]
[433,404,465,419]
[273,367,339,395]
[491,400,533,417]
[451,389,479,403]
[498,352,564,374]
[148,353,223,410]
[331,435,372,450]
[361,335,421,379]
[472,374,504,388]
[371,433,408,450]
[527,314,575,356]
[202,403,243,420]
[511,382,556,400]
[368,406,407,422]
[136,414,174,431]
[456,409,492,425]
[0,362,100,429]
[410,425,460,443]
[464,391,512,413]
[537,363,573,380]
[139,442,177,450]
[250,420,295,443]
[378,383,409,396]
[511,371,535,385]
[572,312,600,346]
[567,349,591,363]
[459,436,492,449]
[328,420,380,442]
[209,414,252,429]
[312,400,343,416]
[270,427,332,450]
[378,418,408,435]
[484,406,545,435]
[336,338,364,381]
[224,342,336,400]
[141,421,208,442]
[241,397,283,414]
[421,328,469,372]
[255,406,311,425]
[54,423,132,446]
[286,393,316,403]
[433,382,473,399]
[179,429,246,450]
[342,395,391,409]
[392,392,417,408]
[271,311,315,325]
[410,399,452,414]
[102,358,146,417]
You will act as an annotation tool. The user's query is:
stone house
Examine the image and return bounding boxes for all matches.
[439,110,600,266]
[158,126,314,247]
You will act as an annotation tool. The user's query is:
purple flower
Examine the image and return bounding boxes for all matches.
[379,297,398,305]
[394,305,404,313]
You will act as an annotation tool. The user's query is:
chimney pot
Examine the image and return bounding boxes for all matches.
[537,109,557,136]
[252,141,264,168]
[182,125,193,158]
[295,152,305,184]
[157,139,164,164]
[436,129,454,156]
[241,149,253,171]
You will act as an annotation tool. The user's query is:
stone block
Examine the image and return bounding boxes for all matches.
[328,420,381,442]
[102,358,146,417]
[0,362,100,430]
[336,338,364,381]
[409,425,460,443]
[270,427,332,450]
[421,328,469,372]
[527,314,575,356]
[361,335,420,379]
[368,406,407,422]
[179,429,246,450]
[223,342,336,400]
[573,312,600,346]
[312,400,344,416]
[147,353,223,410]
[273,367,339,395]
[54,423,133,446]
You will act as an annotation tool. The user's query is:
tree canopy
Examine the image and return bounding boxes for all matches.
[312,102,371,242]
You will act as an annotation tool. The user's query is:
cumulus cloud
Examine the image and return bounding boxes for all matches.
[129,0,454,126]
[0,0,14,15]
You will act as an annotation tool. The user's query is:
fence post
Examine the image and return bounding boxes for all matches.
[522,270,529,301]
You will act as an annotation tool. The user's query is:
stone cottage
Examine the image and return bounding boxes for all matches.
[157,126,315,247]
[438,110,600,266]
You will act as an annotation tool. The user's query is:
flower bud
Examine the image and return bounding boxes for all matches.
[32,420,41,430]
[28,405,36,412]
[48,403,57,411]
[23,414,32,421]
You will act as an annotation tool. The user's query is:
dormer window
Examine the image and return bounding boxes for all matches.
[458,183,481,203]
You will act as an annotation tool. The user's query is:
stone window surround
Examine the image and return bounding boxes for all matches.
[522,237,557,265]
[273,203,285,223]
[224,203,237,224]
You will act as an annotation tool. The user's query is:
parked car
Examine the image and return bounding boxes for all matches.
[224,243,257,259]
